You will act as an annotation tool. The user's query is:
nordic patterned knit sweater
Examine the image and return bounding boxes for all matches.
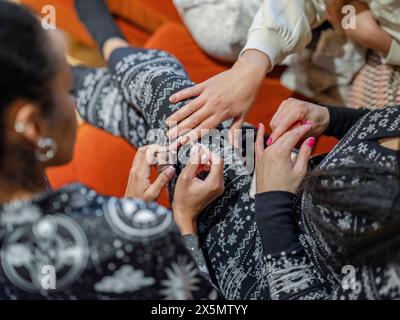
[71,47,400,299]
[256,105,400,299]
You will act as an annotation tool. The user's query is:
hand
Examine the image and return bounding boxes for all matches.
[125,145,176,201]
[268,98,330,145]
[166,50,271,146]
[255,122,315,194]
[173,145,225,235]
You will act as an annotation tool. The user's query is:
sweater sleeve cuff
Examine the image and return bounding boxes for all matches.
[324,106,370,139]
[255,191,300,255]
[382,39,400,66]
[240,28,287,69]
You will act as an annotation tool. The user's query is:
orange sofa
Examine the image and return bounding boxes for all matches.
[21,0,337,207]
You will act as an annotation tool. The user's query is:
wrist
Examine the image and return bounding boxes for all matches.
[237,49,272,78]
[173,207,198,235]
[320,107,331,133]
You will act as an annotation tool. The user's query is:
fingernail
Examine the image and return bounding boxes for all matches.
[307,137,316,148]
[201,154,209,164]
[258,123,263,130]
[165,166,175,177]
[179,135,189,145]
[190,143,200,155]
[304,120,313,126]
[267,137,273,146]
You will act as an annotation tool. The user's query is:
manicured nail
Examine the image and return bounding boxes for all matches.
[190,144,200,155]
[178,136,189,145]
[267,136,273,146]
[307,137,316,148]
[201,154,209,164]
[165,166,175,177]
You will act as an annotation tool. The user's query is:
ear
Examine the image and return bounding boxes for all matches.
[13,101,42,144]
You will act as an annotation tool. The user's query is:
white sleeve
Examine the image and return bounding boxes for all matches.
[382,39,400,66]
[241,0,330,68]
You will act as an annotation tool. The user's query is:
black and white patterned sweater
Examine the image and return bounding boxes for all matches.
[256,105,400,300]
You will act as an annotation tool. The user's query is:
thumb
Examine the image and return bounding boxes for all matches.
[146,166,176,200]
[293,137,315,174]
[228,117,244,148]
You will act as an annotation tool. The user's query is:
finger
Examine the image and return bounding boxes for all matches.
[200,148,224,181]
[180,144,202,178]
[131,146,155,178]
[293,137,316,174]
[269,110,309,146]
[228,117,244,148]
[166,96,206,129]
[269,100,287,130]
[169,84,205,104]
[274,123,313,155]
[178,115,221,146]
[255,123,265,159]
[167,107,210,139]
[146,166,176,199]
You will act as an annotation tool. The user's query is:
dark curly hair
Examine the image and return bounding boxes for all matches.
[0,2,58,190]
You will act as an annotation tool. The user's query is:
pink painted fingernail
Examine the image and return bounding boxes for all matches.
[307,137,316,148]
[304,120,313,126]
[267,136,273,145]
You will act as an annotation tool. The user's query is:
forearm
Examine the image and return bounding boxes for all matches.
[323,106,370,139]
[255,191,331,299]
[345,25,392,56]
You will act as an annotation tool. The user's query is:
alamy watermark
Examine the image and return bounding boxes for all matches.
[41,5,56,30]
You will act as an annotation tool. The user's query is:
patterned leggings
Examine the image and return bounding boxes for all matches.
[72,48,268,299]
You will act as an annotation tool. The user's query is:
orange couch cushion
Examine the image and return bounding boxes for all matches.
[20,0,180,47]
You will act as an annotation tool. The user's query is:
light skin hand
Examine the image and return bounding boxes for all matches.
[125,145,176,201]
[268,98,330,146]
[166,50,272,147]
[173,145,225,235]
[255,123,315,195]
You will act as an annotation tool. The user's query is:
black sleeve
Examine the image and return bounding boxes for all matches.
[255,191,331,300]
[324,106,370,139]
[255,191,300,254]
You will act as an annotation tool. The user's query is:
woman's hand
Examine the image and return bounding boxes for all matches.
[125,145,176,201]
[166,50,271,146]
[173,145,225,235]
[268,98,330,145]
[255,122,315,194]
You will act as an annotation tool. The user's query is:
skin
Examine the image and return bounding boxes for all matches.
[104,38,225,235]
[255,122,315,194]
[0,30,77,202]
[268,97,400,151]
[164,0,393,147]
